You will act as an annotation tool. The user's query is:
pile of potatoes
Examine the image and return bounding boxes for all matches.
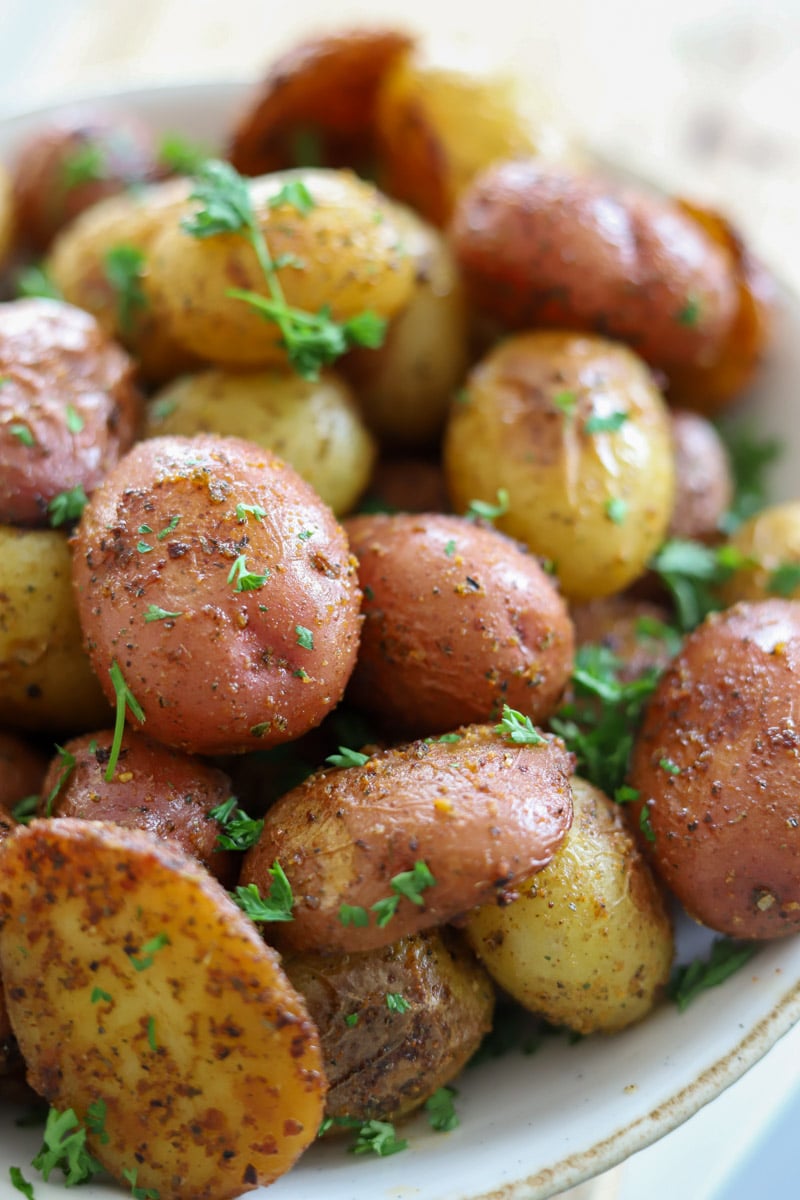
[0,21,796,1200]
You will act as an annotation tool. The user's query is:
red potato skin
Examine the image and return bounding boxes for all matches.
[345,513,574,735]
[452,161,737,376]
[668,409,733,541]
[0,299,142,526]
[72,435,362,755]
[241,724,574,953]
[0,730,48,810]
[629,600,800,938]
[44,730,237,884]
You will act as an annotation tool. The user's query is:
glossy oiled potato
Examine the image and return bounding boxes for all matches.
[0,731,48,811]
[668,409,733,541]
[629,600,800,938]
[242,723,574,953]
[285,929,493,1122]
[0,525,110,733]
[345,513,574,735]
[72,435,362,755]
[720,502,800,604]
[148,168,415,367]
[145,366,375,515]
[444,332,675,601]
[466,778,673,1033]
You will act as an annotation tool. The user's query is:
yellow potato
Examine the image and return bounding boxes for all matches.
[0,819,326,1200]
[444,332,675,601]
[0,525,110,733]
[145,366,376,514]
[0,162,14,266]
[342,202,468,447]
[721,501,800,604]
[148,168,415,367]
[465,777,674,1034]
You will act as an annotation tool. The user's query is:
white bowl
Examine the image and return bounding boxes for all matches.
[1,81,799,1200]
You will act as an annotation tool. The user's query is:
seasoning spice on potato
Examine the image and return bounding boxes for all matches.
[668,410,733,542]
[242,722,574,954]
[345,512,574,735]
[285,928,493,1123]
[0,299,141,527]
[444,332,675,601]
[720,501,800,604]
[0,818,326,1199]
[466,777,673,1034]
[72,434,362,755]
[629,599,800,938]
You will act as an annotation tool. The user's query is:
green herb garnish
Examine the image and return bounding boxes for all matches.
[676,294,702,327]
[121,1166,160,1199]
[553,390,578,418]
[350,1119,408,1157]
[11,795,39,824]
[104,244,147,334]
[128,931,170,973]
[143,605,182,622]
[716,423,780,534]
[208,796,264,852]
[385,992,410,1013]
[425,1086,459,1132]
[605,497,627,524]
[295,624,314,649]
[268,180,316,215]
[767,562,800,597]
[31,1107,103,1186]
[45,745,76,816]
[48,484,88,527]
[495,704,547,746]
[227,554,269,592]
[15,264,62,300]
[639,805,656,843]
[158,131,209,175]
[326,746,370,768]
[585,410,628,435]
[232,863,294,923]
[235,502,266,523]
[9,423,35,447]
[65,405,84,434]
[61,141,106,189]
[9,1166,35,1198]
[668,938,757,1011]
[105,660,145,782]
[464,488,509,524]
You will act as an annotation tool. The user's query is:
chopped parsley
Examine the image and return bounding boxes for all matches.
[90,987,112,1004]
[639,805,656,843]
[11,794,39,824]
[235,502,266,523]
[45,745,76,816]
[85,1098,109,1144]
[268,179,316,215]
[634,615,683,657]
[659,757,681,776]
[385,992,410,1013]
[444,539,457,557]
[15,264,62,301]
[104,244,148,334]
[156,515,180,540]
[207,796,264,851]
[105,660,145,782]
[553,389,578,418]
[31,1107,102,1186]
[494,704,546,746]
[344,1012,359,1027]
[767,562,800,597]
[65,405,84,434]
[464,488,509,524]
[350,1119,408,1157]
[227,554,269,592]
[295,624,314,649]
[61,141,107,189]
[676,294,702,327]
[158,131,209,175]
[605,497,627,524]
[9,1166,35,1198]
[649,539,751,631]
[584,410,628,435]
[339,903,370,927]
[338,861,436,930]
[128,931,170,972]
[48,484,88,527]
[9,423,35,447]
[326,746,370,768]
[143,605,182,623]
[425,1086,459,1132]
[716,423,780,534]
[146,1016,158,1052]
[121,1166,160,1199]
[232,863,294,922]
[668,938,757,1011]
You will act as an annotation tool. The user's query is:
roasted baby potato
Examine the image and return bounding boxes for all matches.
[72,435,363,755]
[229,26,414,176]
[629,600,800,938]
[0,299,141,526]
[345,513,574,734]
[668,410,733,542]
[285,928,493,1122]
[570,598,679,683]
[452,162,738,379]
[0,524,110,733]
[720,502,800,604]
[465,777,673,1033]
[0,818,326,1199]
[145,366,376,515]
[241,723,573,954]
[0,730,48,811]
[444,332,675,601]
[148,168,415,368]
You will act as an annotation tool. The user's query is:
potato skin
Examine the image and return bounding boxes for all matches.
[721,502,800,605]
[0,525,111,733]
[72,435,363,755]
[0,299,142,526]
[145,366,376,516]
[0,730,48,810]
[465,777,673,1033]
[452,162,737,375]
[345,513,574,734]
[668,410,732,541]
[241,723,574,954]
[444,332,675,601]
[45,730,237,883]
[571,597,678,683]
[629,600,800,938]
[285,928,493,1121]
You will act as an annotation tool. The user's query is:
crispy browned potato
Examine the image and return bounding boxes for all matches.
[720,502,800,605]
[668,410,733,541]
[0,818,326,1199]
[45,730,237,883]
[229,27,413,176]
[465,777,673,1033]
[72,435,362,755]
[345,513,574,735]
[0,730,48,810]
[629,600,800,938]
[452,162,738,378]
[570,598,679,683]
[241,723,573,954]
[285,928,493,1122]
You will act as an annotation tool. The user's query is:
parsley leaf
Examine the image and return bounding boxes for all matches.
[605,497,627,524]
[48,484,88,527]
[349,1119,408,1157]
[61,141,107,189]
[143,604,182,622]
[9,1166,35,1198]
[268,180,316,215]
[584,410,628,435]
[767,562,800,598]
[649,539,750,631]
[208,796,264,852]
[639,805,656,842]
[158,131,210,175]
[385,992,410,1013]
[326,746,370,768]
[105,660,145,782]
[11,794,39,825]
[425,1086,459,1132]
[494,704,547,746]
[122,1166,160,1199]
[232,863,294,922]
[127,931,170,972]
[45,745,76,816]
[235,502,266,523]
[9,423,35,447]
[553,389,578,418]
[716,422,780,534]
[668,938,757,1011]
[104,244,148,334]
[676,294,702,326]
[16,264,62,301]
[65,405,84,434]
[227,554,269,592]
[295,624,314,650]
[464,488,509,524]
[85,1098,109,1144]
[338,903,370,927]
[31,1107,103,1186]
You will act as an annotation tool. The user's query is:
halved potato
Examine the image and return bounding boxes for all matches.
[0,819,326,1200]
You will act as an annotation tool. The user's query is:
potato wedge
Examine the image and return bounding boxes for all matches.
[0,819,326,1199]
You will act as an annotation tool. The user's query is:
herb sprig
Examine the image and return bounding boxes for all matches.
[232,862,294,922]
[105,660,145,782]
[668,938,757,1011]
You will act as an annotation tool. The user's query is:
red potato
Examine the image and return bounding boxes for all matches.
[44,730,237,883]
[629,600,800,938]
[571,597,679,684]
[345,513,574,735]
[241,723,574,954]
[668,409,733,541]
[0,730,48,810]
[0,299,141,526]
[451,161,738,379]
[72,435,363,755]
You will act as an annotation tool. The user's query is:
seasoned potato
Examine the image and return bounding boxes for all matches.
[345,513,574,734]
[0,819,325,1199]
[444,332,675,601]
[0,164,14,266]
[452,162,738,378]
[145,366,376,515]
[720,502,800,604]
[45,730,237,883]
[0,299,141,525]
[668,410,733,541]
[571,597,679,683]
[0,730,48,810]
[242,723,573,954]
[465,777,673,1034]
[629,600,800,938]
[229,26,414,176]
[72,435,362,755]
[365,455,450,514]
[47,177,200,383]
[0,525,110,733]
[341,203,468,447]
[148,168,415,368]
[285,928,493,1122]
